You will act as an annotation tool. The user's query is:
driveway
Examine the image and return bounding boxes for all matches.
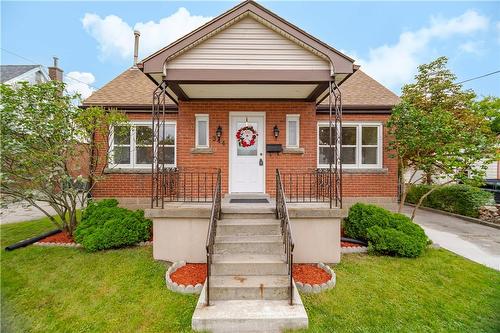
[403,206,500,271]
[0,201,56,224]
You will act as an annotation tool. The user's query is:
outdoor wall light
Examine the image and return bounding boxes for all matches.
[273,125,280,139]
[216,125,223,142]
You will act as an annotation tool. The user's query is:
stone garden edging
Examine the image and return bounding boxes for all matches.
[33,240,152,248]
[165,261,204,294]
[295,262,336,293]
[341,246,368,254]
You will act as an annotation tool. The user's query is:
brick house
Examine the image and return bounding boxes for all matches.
[82,2,399,330]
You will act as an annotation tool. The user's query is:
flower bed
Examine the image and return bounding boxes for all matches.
[293,263,336,293]
[34,231,152,248]
[341,240,368,253]
[165,262,205,294]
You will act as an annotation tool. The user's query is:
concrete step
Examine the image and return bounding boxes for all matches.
[222,212,276,219]
[214,235,284,254]
[209,275,289,301]
[222,207,276,220]
[217,219,281,237]
[192,283,308,333]
[211,254,288,276]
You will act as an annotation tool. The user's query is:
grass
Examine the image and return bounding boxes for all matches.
[2,218,500,333]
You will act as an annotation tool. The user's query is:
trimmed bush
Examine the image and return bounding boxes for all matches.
[344,203,428,258]
[406,184,493,218]
[343,203,393,241]
[74,199,152,252]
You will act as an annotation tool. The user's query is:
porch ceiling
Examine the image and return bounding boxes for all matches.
[179,83,318,99]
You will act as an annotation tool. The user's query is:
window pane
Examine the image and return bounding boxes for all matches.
[113,146,130,164]
[319,126,336,145]
[362,127,378,145]
[341,147,356,164]
[362,147,378,164]
[114,126,130,145]
[342,127,356,145]
[319,147,334,165]
[197,120,208,147]
[159,147,175,165]
[136,146,153,164]
[136,126,153,145]
[160,124,175,145]
[288,121,297,146]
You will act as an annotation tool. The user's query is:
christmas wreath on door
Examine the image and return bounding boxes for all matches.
[236,126,258,148]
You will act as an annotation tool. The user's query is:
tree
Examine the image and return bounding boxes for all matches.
[0,81,128,235]
[387,57,499,219]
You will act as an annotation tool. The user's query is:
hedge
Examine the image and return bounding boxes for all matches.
[406,184,493,218]
[344,203,428,258]
[74,199,152,252]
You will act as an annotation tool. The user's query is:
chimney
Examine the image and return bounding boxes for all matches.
[48,57,63,81]
[133,30,140,67]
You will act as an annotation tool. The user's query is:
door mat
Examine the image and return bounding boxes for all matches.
[229,198,269,203]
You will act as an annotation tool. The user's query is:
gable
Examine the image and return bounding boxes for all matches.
[167,16,330,71]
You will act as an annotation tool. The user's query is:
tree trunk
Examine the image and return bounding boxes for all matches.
[411,180,453,220]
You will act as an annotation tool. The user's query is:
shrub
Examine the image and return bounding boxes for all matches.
[367,213,429,257]
[343,203,393,241]
[74,199,152,252]
[344,203,428,258]
[406,184,493,217]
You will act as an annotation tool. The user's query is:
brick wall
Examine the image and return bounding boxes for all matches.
[91,101,398,201]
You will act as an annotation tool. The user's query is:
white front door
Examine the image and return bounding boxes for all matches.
[230,114,265,193]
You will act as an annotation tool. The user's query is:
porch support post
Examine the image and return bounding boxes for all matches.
[328,79,343,209]
[151,80,168,208]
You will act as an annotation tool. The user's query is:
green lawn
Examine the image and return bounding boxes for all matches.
[2,219,500,333]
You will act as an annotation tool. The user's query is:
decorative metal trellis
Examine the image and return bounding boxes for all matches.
[328,80,343,209]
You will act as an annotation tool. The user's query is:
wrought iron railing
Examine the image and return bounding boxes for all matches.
[205,169,222,306]
[275,169,295,305]
[155,167,219,205]
[280,169,341,207]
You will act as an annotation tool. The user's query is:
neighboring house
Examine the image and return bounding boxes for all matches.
[82,2,400,330]
[0,58,63,85]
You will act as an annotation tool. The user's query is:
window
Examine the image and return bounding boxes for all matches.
[195,114,209,148]
[110,121,176,168]
[286,115,300,148]
[317,122,382,169]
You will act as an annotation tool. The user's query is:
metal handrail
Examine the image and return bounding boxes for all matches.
[205,169,222,306]
[275,169,295,305]
[161,167,219,203]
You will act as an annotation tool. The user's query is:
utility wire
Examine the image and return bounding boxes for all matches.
[1,47,99,90]
[457,70,500,84]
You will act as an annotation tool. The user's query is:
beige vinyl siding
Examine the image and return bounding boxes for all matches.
[168,17,330,70]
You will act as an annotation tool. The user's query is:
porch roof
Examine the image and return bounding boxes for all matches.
[137,0,355,101]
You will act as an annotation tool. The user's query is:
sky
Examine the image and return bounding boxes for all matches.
[1,1,500,99]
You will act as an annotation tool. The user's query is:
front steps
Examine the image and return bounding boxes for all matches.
[192,210,308,332]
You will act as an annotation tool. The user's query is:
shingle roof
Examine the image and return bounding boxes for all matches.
[83,67,171,107]
[0,65,39,83]
[323,70,400,108]
[83,67,398,109]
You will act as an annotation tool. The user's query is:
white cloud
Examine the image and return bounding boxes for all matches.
[82,8,212,62]
[356,10,489,91]
[65,71,96,99]
[459,40,485,55]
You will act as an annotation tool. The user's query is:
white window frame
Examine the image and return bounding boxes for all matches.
[286,114,300,148]
[109,121,177,169]
[195,114,209,148]
[317,121,383,169]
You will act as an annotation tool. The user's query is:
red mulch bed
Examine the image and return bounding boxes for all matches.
[38,231,75,244]
[293,264,331,285]
[341,241,363,248]
[170,264,207,286]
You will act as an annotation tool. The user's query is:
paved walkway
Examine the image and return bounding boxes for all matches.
[402,206,500,271]
[0,201,57,224]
